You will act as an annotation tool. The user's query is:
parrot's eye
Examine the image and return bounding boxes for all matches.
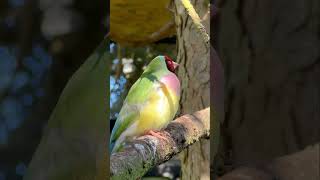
[164,55,178,73]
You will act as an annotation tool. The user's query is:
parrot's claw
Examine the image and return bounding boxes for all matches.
[145,130,168,141]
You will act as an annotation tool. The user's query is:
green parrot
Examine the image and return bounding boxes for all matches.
[23,38,109,180]
[110,55,181,153]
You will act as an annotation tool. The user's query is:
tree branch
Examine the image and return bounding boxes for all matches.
[179,0,210,49]
[110,107,210,180]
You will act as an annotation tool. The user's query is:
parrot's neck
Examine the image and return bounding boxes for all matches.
[159,73,180,97]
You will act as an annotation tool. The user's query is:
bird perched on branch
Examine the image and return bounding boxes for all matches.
[110,55,181,153]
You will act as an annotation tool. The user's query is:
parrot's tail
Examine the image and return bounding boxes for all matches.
[109,140,126,155]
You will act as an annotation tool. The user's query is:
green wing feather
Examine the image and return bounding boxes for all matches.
[110,72,155,146]
[110,66,168,152]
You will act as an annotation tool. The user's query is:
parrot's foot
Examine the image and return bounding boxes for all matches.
[144,130,167,141]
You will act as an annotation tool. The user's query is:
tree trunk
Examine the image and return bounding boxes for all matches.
[173,0,211,179]
[216,0,320,167]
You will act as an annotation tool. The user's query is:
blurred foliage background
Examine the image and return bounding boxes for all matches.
[0,0,107,179]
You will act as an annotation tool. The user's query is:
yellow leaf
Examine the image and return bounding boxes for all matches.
[110,0,176,46]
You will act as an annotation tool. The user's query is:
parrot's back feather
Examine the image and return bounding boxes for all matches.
[110,105,140,142]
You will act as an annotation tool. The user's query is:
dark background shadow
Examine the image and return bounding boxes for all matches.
[0,0,108,179]
[211,0,320,178]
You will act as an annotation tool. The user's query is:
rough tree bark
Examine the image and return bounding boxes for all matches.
[216,0,320,169]
[173,0,211,179]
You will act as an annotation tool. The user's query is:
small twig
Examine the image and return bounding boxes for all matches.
[105,32,110,39]
[148,20,175,41]
[180,0,210,48]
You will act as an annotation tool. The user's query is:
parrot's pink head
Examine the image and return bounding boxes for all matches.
[164,55,179,73]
